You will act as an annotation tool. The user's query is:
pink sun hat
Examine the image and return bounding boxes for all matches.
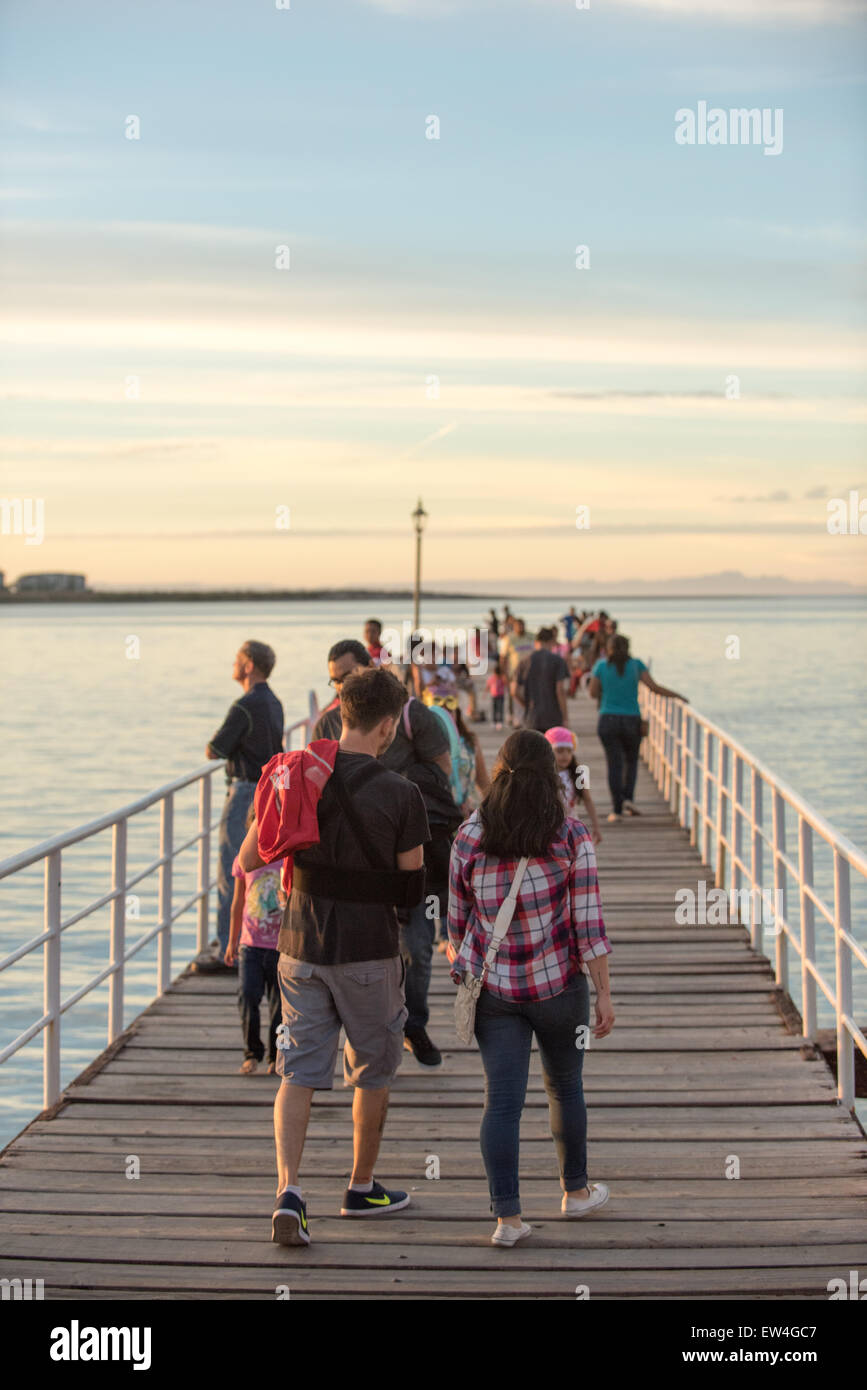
[545,726,576,750]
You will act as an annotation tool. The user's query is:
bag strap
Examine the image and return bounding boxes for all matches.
[402,696,414,740]
[326,758,393,872]
[480,857,529,981]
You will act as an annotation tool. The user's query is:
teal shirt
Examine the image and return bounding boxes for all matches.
[591,656,647,716]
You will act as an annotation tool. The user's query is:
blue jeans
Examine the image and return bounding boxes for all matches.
[238,945,281,1062]
[399,896,434,1032]
[216,781,256,953]
[597,713,642,815]
[474,976,590,1218]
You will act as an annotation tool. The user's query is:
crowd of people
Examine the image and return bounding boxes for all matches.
[195,606,686,1247]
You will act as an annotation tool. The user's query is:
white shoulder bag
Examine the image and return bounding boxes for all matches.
[454,857,529,1045]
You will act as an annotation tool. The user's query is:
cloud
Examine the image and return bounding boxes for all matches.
[725,489,791,503]
[610,0,865,22]
[362,0,866,21]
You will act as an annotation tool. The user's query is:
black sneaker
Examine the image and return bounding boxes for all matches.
[271,1189,310,1246]
[403,1027,442,1067]
[340,1180,410,1217]
[193,948,237,975]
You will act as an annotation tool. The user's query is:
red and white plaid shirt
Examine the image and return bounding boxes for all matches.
[447,812,611,1002]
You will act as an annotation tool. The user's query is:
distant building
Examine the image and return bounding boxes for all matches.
[14,573,87,593]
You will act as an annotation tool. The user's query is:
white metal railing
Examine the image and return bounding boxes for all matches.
[0,690,323,1114]
[640,687,867,1112]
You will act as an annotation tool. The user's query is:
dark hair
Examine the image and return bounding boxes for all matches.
[479,730,564,858]
[452,702,476,750]
[365,618,382,633]
[340,667,407,732]
[536,626,556,643]
[607,633,630,676]
[328,639,371,667]
[559,751,585,805]
[241,640,276,678]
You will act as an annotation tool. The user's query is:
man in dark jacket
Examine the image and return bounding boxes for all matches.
[198,640,284,973]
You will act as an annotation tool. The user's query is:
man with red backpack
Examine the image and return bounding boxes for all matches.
[240,667,430,1246]
[312,638,457,1068]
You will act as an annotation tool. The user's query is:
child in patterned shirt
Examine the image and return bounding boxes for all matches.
[226,805,286,1075]
[545,726,602,845]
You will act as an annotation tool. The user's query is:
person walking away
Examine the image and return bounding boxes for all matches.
[239,667,430,1245]
[447,730,614,1245]
[499,618,535,726]
[560,606,580,644]
[424,693,490,951]
[544,726,602,844]
[364,619,385,665]
[201,640,284,974]
[315,637,454,1068]
[226,805,285,1074]
[513,627,569,733]
[589,634,687,823]
[486,661,505,729]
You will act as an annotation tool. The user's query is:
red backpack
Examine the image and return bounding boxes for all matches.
[254,739,339,893]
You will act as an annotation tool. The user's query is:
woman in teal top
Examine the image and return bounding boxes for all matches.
[589,635,686,822]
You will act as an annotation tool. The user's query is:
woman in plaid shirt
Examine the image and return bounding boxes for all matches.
[447,729,615,1246]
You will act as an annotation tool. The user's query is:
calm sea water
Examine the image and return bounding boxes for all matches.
[1,595,865,1145]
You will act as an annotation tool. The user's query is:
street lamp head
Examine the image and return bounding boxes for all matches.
[411,498,428,533]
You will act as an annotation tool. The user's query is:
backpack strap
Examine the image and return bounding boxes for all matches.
[327,759,392,872]
[402,696,414,741]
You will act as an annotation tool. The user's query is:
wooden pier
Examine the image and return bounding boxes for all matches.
[1,691,866,1299]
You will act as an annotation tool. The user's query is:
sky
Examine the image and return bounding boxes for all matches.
[1,0,866,591]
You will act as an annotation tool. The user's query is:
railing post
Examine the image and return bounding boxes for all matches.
[798,818,816,1040]
[669,701,680,816]
[43,849,62,1109]
[158,792,174,995]
[750,767,763,957]
[834,851,854,1110]
[197,774,212,954]
[679,705,690,829]
[715,739,729,889]
[701,727,712,868]
[772,790,788,986]
[732,754,743,898]
[691,717,701,847]
[108,819,127,1042]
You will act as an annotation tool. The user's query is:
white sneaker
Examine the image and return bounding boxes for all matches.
[561,1183,610,1218]
[491,1220,532,1246]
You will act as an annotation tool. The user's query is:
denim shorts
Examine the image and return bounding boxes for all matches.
[275,954,407,1090]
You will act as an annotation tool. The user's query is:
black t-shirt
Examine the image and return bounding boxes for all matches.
[277,750,430,964]
[208,683,284,782]
[516,649,569,731]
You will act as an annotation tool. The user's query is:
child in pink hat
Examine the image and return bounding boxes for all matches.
[545,726,602,844]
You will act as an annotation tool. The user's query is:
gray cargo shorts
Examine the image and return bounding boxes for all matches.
[275,954,408,1090]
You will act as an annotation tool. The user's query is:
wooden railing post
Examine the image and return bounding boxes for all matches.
[701,727,712,869]
[108,819,127,1043]
[197,774,212,955]
[798,818,816,1040]
[750,767,763,956]
[834,851,854,1110]
[43,849,62,1109]
[158,793,174,995]
[732,754,743,898]
[772,790,788,986]
[715,739,729,889]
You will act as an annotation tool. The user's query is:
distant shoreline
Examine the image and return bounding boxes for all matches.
[1,588,863,605]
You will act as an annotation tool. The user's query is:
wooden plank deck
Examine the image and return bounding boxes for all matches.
[2,689,866,1300]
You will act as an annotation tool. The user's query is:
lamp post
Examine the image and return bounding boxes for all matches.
[411,498,427,633]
